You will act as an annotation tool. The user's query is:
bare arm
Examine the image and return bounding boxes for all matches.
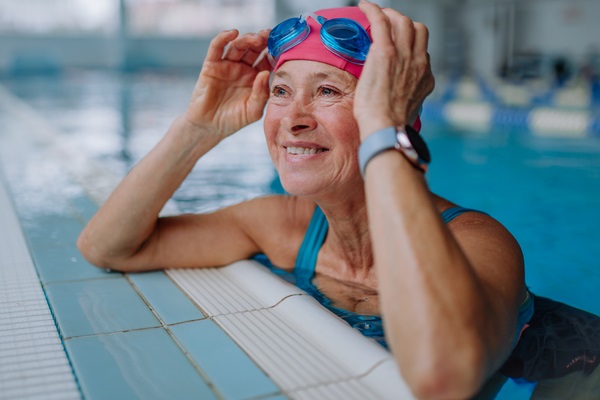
[356,1,526,398]
[78,29,272,271]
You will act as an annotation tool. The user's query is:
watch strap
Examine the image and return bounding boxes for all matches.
[358,126,400,177]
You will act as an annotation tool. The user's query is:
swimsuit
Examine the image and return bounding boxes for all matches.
[255,205,535,349]
[254,204,600,388]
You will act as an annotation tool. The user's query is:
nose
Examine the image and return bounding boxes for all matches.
[282,96,317,135]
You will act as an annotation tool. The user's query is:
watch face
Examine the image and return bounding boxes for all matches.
[406,125,431,163]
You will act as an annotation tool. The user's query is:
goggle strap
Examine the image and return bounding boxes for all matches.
[299,12,324,24]
[253,47,270,68]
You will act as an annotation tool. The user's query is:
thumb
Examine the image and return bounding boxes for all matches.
[248,70,270,120]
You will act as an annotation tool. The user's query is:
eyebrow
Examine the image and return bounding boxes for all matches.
[273,70,348,84]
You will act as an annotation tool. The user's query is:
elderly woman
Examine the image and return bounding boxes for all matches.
[78,1,532,398]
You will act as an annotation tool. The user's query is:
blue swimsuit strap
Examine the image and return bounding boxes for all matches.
[440,206,481,223]
[294,205,476,279]
[294,206,328,282]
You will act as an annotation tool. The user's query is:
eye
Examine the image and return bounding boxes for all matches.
[319,86,340,97]
[271,85,289,97]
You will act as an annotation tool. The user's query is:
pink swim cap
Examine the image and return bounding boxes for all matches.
[272,6,422,132]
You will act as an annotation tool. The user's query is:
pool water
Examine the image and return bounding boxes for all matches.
[2,70,599,399]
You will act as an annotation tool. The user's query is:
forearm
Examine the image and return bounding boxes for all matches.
[78,116,221,267]
[364,152,502,398]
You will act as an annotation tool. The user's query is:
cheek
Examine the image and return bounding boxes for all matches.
[263,106,280,159]
[319,106,361,149]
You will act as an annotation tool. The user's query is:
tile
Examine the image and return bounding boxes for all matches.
[21,214,85,249]
[170,319,279,400]
[68,193,98,222]
[166,260,306,317]
[0,180,81,400]
[128,271,206,325]
[213,295,389,388]
[31,243,115,283]
[45,277,160,338]
[66,328,218,400]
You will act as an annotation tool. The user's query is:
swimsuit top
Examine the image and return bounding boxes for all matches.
[256,205,534,348]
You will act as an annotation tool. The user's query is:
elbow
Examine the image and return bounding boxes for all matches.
[400,345,486,400]
[77,231,133,273]
[77,232,110,269]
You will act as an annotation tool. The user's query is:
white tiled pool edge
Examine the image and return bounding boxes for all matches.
[0,175,81,400]
[168,262,415,399]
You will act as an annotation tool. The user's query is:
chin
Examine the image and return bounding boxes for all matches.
[279,174,323,197]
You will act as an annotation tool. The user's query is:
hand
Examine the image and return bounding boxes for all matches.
[185,29,272,140]
[354,0,435,138]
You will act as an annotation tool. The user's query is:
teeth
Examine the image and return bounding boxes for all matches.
[286,146,325,155]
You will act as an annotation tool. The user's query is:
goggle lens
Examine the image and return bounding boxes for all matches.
[268,17,310,58]
[321,18,370,64]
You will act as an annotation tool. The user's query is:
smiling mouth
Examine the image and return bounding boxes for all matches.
[285,146,328,155]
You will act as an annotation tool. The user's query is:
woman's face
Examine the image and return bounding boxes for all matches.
[264,60,362,197]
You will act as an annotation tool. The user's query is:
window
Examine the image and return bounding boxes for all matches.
[126,0,275,37]
[0,0,118,34]
[0,0,274,37]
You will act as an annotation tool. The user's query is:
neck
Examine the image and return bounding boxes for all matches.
[314,188,376,288]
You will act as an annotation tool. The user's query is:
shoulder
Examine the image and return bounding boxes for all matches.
[229,195,315,227]
[434,195,524,272]
[229,195,316,269]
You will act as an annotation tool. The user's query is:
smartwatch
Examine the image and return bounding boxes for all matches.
[358,125,431,177]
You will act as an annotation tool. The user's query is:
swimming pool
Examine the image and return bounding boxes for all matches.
[6,70,598,314]
[2,70,599,398]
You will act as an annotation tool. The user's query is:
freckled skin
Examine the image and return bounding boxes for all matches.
[264,61,363,198]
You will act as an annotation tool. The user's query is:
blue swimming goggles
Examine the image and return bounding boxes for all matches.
[267,13,371,65]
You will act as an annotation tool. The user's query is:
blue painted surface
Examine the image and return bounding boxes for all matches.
[21,214,84,248]
[45,277,160,338]
[170,319,281,400]
[31,243,114,283]
[129,271,206,325]
[19,210,114,283]
[65,328,218,400]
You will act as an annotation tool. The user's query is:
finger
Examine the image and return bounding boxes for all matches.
[223,34,268,63]
[413,22,429,56]
[381,8,415,56]
[241,49,260,65]
[359,0,393,49]
[248,70,271,120]
[205,29,239,62]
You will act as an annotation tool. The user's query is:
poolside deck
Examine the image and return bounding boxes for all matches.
[0,83,410,399]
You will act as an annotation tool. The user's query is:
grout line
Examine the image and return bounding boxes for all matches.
[40,274,123,286]
[61,325,162,341]
[123,273,226,400]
